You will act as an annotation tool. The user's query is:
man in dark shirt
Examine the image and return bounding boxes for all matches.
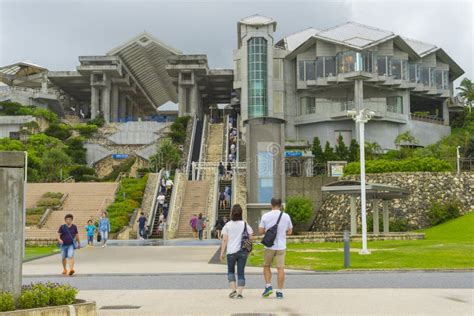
[57,213,80,276]
[137,212,147,240]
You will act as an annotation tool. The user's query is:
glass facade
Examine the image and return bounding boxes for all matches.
[336,51,356,73]
[391,59,402,79]
[361,51,374,72]
[377,56,391,76]
[248,37,268,118]
[420,66,430,85]
[324,57,336,76]
[257,151,274,203]
[442,70,449,90]
[408,63,418,83]
[386,96,403,114]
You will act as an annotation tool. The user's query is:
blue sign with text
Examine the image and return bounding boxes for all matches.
[112,154,129,159]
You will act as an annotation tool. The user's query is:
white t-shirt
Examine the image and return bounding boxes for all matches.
[222,220,254,255]
[157,194,165,205]
[259,210,293,250]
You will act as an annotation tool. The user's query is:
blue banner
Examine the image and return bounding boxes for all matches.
[112,154,129,159]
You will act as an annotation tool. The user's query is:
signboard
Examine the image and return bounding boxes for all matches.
[285,151,303,157]
[327,161,347,177]
[112,154,129,159]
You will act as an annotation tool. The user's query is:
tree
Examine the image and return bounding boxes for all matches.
[348,139,359,162]
[395,131,418,149]
[323,141,336,162]
[285,196,313,226]
[456,78,474,113]
[365,141,382,160]
[149,138,181,172]
[335,135,349,161]
[65,137,87,164]
[41,148,72,182]
[311,137,324,163]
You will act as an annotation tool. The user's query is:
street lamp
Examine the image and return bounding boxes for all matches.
[456,146,461,174]
[347,108,375,255]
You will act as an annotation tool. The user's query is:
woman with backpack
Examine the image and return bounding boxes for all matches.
[196,213,206,240]
[220,204,253,299]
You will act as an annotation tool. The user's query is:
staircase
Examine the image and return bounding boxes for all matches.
[150,187,172,238]
[218,179,232,219]
[205,123,224,164]
[26,183,117,241]
[175,181,210,238]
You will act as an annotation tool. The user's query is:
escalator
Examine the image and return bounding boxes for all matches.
[188,118,203,180]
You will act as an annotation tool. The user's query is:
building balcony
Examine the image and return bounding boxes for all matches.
[409,113,445,125]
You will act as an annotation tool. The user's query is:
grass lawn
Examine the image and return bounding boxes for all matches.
[24,245,59,261]
[248,211,474,271]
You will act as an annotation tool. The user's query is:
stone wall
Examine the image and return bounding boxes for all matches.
[313,172,474,232]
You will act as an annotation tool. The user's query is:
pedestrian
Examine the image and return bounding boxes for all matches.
[218,162,225,180]
[85,220,96,247]
[215,217,225,239]
[98,211,110,248]
[189,214,198,239]
[259,198,293,299]
[220,204,253,299]
[197,213,206,240]
[166,177,174,192]
[219,190,227,209]
[57,213,80,276]
[137,212,147,240]
[157,192,165,211]
[226,162,232,180]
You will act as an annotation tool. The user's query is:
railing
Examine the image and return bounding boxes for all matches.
[147,169,163,238]
[196,115,208,180]
[409,113,445,125]
[236,114,240,163]
[185,116,197,178]
[61,176,74,183]
[207,168,219,239]
[224,114,229,163]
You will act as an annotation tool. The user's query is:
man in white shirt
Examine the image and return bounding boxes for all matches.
[258,198,293,299]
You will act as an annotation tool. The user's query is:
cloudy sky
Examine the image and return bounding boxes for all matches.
[0,0,472,86]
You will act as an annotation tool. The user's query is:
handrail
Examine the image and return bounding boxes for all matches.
[196,114,208,180]
[193,161,247,169]
[224,114,229,163]
[167,169,183,236]
[236,114,240,163]
[208,168,219,239]
[147,169,163,237]
[186,115,197,177]
[61,176,74,183]
[38,208,53,228]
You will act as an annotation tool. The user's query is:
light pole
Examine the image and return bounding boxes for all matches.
[456,146,461,174]
[347,108,375,255]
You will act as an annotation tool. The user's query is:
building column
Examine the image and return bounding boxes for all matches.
[373,199,380,234]
[90,86,100,119]
[354,79,364,143]
[383,200,390,234]
[111,85,119,122]
[350,196,357,236]
[119,93,127,122]
[442,99,450,126]
[0,152,26,299]
[41,73,48,93]
[101,76,111,123]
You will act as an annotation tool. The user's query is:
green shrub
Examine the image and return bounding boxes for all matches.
[428,199,462,226]
[44,124,72,141]
[88,115,105,127]
[344,157,453,175]
[285,196,313,224]
[37,197,61,208]
[74,124,98,138]
[16,283,77,310]
[26,207,46,226]
[42,192,63,199]
[48,283,77,306]
[69,165,96,182]
[65,137,87,164]
[0,291,15,312]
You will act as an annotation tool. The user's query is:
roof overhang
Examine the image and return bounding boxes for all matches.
[322,180,410,200]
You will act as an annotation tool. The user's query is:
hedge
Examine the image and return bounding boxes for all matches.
[344,157,453,175]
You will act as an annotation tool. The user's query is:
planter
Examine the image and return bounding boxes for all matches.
[0,300,96,316]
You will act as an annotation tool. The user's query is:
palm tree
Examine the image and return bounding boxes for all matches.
[456,78,474,113]
[395,131,418,149]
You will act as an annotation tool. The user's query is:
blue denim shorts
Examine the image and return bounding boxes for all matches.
[61,244,75,259]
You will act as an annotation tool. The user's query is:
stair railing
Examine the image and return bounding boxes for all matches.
[196,114,208,181]
[185,116,197,178]
[224,114,229,163]
[147,169,163,238]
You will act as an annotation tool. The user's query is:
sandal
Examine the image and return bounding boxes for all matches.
[68,269,75,276]
[229,290,237,298]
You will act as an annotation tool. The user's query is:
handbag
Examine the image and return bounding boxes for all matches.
[261,211,283,248]
[97,233,102,243]
[241,222,253,253]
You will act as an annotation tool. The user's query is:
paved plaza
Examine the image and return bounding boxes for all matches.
[22,241,474,315]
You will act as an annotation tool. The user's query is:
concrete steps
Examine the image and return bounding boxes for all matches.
[176,181,210,238]
[205,123,224,163]
[26,182,118,241]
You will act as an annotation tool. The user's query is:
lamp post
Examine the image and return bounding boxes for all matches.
[456,146,461,175]
[347,108,375,255]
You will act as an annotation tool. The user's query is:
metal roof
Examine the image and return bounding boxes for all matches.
[276,27,321,51]
[322,180,410,200]
[106,32,181,108]
[239,14,276,26]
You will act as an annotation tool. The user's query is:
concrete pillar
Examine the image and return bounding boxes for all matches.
[383,200,390,234]
[0,152,26,298]
[90,86,100,119]
[373,199,380,234]
[101,77,111,123]
[354,79,363,110]
[442,99,450,126]
[350,196,357,236]
[41,73,48,93]
[111,85,119,122]
[119,93,127,121]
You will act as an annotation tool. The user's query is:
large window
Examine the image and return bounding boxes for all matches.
[442,70,449,90]
[257,151,274,203]
[298,60,316,81]
[315,56,336,78]
[386,96,403,114]
[408,63,419,83]
[361,51,374,73]
[377,56,391,76]
[300,97,316,115]
[432,69,443,89]
[337,51,356,73]
[390,59,402,79]
[248,37,267,118]
[420,67,430,85]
